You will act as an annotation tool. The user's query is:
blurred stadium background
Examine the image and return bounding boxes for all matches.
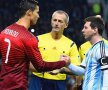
[0,0,108,47]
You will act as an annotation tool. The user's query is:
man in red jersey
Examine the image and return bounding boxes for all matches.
[0,0,70,90]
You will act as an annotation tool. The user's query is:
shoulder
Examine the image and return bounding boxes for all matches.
[37,33,50,40]
[37,33,50,42]
[91,41,106,58]
[62,35,74,43]
[62,36,78,48]
[80,41,91,48]
[38,33,49,38]
[79,41,92,56]
[103,38,108,44]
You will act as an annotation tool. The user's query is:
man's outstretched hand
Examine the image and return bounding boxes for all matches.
[60,55,70,66]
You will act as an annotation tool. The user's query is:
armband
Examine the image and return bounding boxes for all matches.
[99,57,108,70]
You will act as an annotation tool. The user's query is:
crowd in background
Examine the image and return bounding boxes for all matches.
[1,0,108,47]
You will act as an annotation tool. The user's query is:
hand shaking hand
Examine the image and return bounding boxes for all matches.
[48,55,70,75]
[60,55,70,66]
[48,69,61,75]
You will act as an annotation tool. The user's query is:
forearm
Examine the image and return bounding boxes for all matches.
[60,67,76,75]
[31,59,66,72]
[67,64,85,75]
[27,47,66,72]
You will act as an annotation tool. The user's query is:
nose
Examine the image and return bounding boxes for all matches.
[82,28,84,33]
[55,24,59,27]
[37,14,40,19]
[54,21,59,26]
[55,21,59,24]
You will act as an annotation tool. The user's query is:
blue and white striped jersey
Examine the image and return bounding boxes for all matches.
[81,41,108,90]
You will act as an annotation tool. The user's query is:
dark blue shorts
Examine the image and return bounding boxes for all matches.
[29,74,66,90]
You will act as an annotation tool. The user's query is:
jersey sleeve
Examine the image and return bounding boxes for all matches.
[68,62,86,75]
[97,43,108,88]
[0,34,1,72]
[80,58,86,68]
[24,37,66,72]
[67,57,86,75]
[95,43,108,70]
[0,34,2,59]
[69,42,81,65]
[98,50,108,70]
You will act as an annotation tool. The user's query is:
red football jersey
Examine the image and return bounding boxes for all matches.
[0,23,66,90]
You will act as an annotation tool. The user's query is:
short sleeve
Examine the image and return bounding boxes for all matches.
[97,42,108,70]
[69,42,81,65]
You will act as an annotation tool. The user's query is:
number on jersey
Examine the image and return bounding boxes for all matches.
[4,38,11,64]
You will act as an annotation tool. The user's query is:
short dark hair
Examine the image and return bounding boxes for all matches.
[84,16,105,35]
[52,10,69,24]
[19,0,38,18]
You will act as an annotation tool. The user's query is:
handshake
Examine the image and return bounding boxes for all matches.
[60,55,70,66]
[48,55,71,75]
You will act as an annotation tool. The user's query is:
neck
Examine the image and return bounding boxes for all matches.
[90,35,103,45]
[16,16,30,29]
[50,31,63,40]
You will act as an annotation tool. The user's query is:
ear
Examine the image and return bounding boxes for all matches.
[26,9,33,17]
[94,27,98,33]
[64,23,68,28]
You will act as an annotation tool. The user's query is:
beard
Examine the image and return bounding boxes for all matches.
[85,34,94,41]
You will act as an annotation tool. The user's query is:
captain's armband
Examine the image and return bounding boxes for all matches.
[99,57,108,70]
